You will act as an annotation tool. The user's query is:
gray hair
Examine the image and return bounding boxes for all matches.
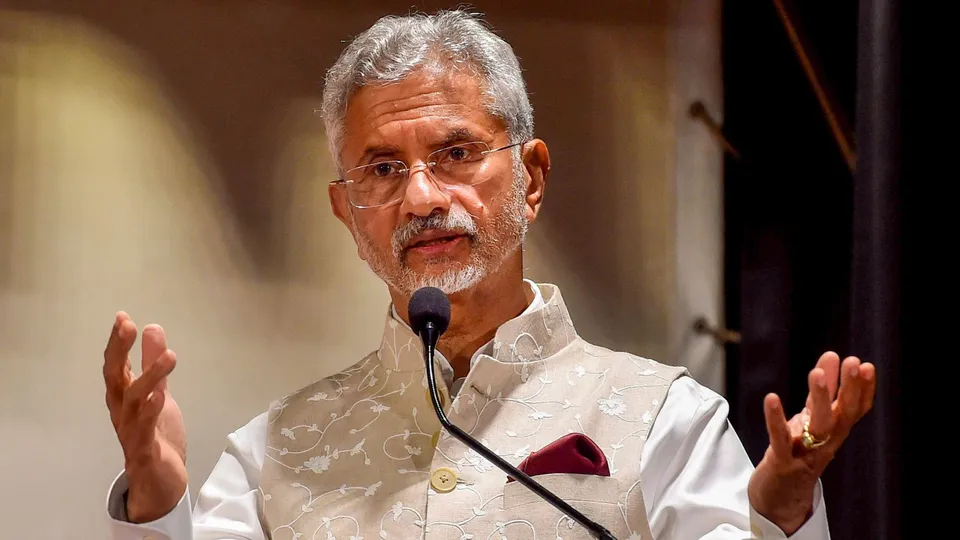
[320,10,534,169]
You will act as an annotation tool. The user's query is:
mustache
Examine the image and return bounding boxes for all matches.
[391,207,478,253]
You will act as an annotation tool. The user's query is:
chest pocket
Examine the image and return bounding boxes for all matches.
[497,474,631,540]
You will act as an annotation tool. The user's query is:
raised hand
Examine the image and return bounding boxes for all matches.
[748,351,876,534]
[103,312,187,523]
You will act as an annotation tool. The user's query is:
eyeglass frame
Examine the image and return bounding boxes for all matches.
[329,140,526,209]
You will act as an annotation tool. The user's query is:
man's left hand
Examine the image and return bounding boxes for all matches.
[748,351,876,535]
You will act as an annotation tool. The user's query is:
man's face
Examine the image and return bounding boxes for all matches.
[330,70,536,295]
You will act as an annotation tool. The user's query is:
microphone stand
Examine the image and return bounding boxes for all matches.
[419,321,618,540]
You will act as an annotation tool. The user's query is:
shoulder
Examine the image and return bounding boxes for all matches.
[663,375,729,415]
[219,348,395,471]
[665,375,727,406]
[570,339,730,425]
[224,409,271,470]
[273,352,380,404]
[652,374,732,442]
[262,351,381,424]
[578,339,688,382]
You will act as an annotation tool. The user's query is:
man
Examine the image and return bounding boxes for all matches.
[103,10,876,540]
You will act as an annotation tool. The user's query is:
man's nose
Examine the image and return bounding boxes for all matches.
[398,164,451,218]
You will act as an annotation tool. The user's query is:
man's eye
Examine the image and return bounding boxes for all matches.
[372,163,395,177]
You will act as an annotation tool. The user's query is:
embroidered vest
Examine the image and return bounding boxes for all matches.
[258,284,686,539]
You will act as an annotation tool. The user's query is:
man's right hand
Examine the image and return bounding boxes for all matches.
[103,312,188,523]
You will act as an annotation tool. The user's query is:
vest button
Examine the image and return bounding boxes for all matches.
[430,467,457,493]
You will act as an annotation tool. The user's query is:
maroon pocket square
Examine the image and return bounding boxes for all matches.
[507,433,610,482]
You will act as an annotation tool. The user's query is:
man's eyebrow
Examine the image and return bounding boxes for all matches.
[354,128,483,165]
[358,144,402,164]
[437,128,481,147]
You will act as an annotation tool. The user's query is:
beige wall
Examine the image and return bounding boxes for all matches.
[0,1,722,536]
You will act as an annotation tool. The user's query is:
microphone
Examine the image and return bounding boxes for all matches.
[408,287,617,540]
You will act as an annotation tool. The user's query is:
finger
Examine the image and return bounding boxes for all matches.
[835,356,863,425]
[807,367,834,438]
[815,351,841,400]
[124,350,176,410]
[858,362,877,417]
[141,324,169,392]
[763,393,792,457]
[103,312,137,399]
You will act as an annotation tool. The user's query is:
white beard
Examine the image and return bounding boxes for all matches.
[407,263,486,295]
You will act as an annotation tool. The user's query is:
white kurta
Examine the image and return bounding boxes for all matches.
[105,282,830,539]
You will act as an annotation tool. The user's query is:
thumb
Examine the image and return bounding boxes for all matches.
[141,324,170,392]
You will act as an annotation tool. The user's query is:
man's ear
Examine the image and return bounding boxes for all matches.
[329,183,352,228]
[521,139,550,224]
[329,183,366,260]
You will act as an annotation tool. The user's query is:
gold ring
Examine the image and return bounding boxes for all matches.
[801,420,830,450]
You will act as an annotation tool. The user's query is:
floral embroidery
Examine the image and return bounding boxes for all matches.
[598,398,627,416]
[259,285,684,540]
[304,455,331,473]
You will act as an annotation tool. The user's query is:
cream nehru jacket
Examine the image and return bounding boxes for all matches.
[258,283,686,540]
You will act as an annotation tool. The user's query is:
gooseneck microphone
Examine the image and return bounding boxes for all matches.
[408,287,617,540]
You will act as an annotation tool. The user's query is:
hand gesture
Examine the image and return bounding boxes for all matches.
[103,312,187,523]
[748,351,876,534]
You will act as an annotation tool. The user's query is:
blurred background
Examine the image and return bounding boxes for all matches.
[0,0,903,538]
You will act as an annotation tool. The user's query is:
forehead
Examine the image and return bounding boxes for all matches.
[341,69,504,155]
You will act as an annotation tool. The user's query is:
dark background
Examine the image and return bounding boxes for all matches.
[723,0,905,538]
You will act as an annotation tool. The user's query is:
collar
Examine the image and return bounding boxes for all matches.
[390,279,544,388]
[378,281,578,375]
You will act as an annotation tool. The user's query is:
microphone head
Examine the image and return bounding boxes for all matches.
[408,287,451,338]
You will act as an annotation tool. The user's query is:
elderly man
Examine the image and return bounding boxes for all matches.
[103,10,875,540]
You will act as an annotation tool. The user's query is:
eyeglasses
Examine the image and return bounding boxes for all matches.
[330,141,524,209]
